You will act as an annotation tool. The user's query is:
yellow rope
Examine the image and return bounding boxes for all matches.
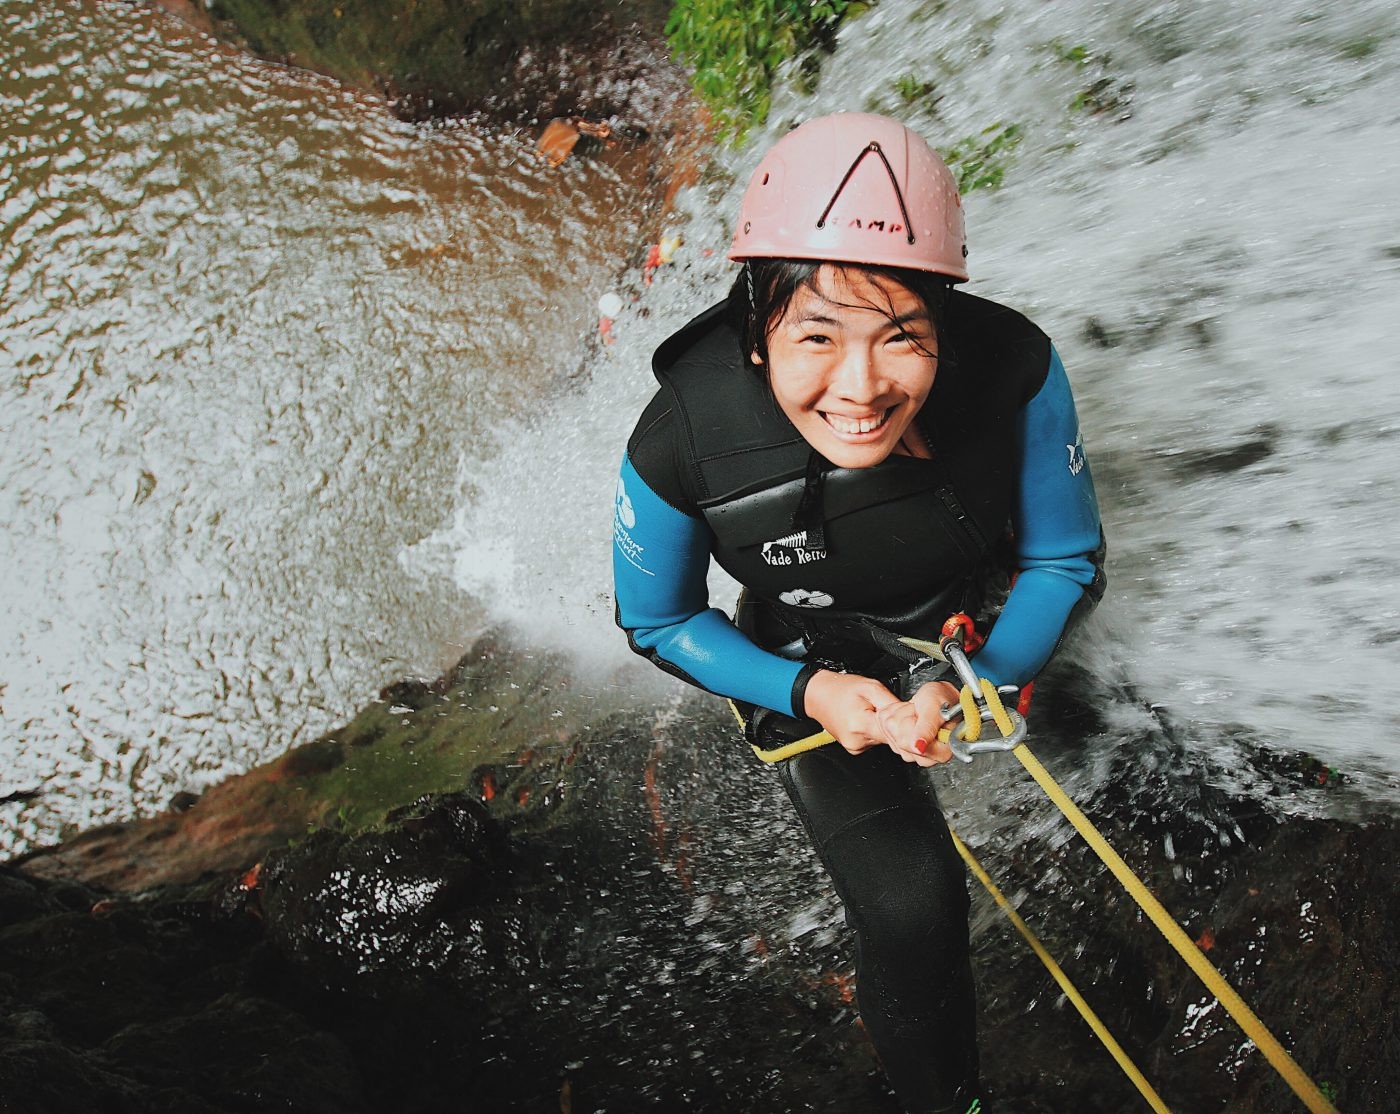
[1010,742,1339,1114]
[730,700,836,763]
[738,664,1336,1112]
[981,678,1015,736]
[749,729,835,763]
[949,830,1173,1114]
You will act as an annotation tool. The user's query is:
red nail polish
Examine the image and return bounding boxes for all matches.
[915,738,929,754]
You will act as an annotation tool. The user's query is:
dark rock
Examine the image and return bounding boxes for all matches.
[275,738,346,779]
[1081,314,1123,348]
[1161,427,1278,478]
[152,0,685,131]
[102,993,367,1114]
[376,676,435,711]
[258,792,506,993]
[8,644,1396,1112]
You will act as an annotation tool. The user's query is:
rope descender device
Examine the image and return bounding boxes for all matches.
[924,629,1024,761]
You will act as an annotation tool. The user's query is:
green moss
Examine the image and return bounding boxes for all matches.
[665,0,871,145]
[282,644,598,836]
[940,121,1023,194]
[1338,35,1381,61]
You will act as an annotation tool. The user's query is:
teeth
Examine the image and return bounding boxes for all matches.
[826,411,888,435]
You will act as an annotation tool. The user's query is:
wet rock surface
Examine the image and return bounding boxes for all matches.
[147,0,689,132]
[4,644,1397,1112]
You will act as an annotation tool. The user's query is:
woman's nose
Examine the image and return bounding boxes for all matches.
[832,346,881,401]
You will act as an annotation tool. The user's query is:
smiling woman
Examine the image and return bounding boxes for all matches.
[612,112,1105,1113]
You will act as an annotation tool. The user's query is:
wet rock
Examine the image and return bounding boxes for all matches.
[149,0,685,132]
[1160,426,1278,478]
[0,862,363,1114]
[961,687,1398,1113]
[142,0,708,218]
[258,792,506,993]
[275,737,346,779]
[1081,314,1123,349]
[15,634,594,893]
[9,644,1398,1112]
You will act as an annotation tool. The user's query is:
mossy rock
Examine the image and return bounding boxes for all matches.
[209,0,675,122]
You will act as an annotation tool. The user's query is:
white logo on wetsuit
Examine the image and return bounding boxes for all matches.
[613,476,651,574]
[761,529,828,567]
[615,476,636,528]
[1067,431,1086,476]
[779,588,835,609]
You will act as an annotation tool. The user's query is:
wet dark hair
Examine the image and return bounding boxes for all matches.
[727,258,953,374]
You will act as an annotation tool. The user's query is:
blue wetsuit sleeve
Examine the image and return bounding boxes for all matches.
[613,455,807,715]
[973,346,1105,688]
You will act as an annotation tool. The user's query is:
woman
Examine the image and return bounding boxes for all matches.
[613,112,1105,1113]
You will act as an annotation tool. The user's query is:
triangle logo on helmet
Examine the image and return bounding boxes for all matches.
[816,141,916,246]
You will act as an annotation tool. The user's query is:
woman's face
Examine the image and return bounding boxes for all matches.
[760,265,939,469]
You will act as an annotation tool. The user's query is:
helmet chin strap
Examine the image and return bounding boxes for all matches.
[815,142,918,247]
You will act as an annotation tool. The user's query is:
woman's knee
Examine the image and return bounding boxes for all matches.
[825,811,971,954]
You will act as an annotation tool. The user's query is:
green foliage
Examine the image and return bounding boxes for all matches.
[1319,1081,1340,1102]
[1069,77,1133,116]
[1043,37,1134,118]
[892,72,938,104]
[940,122,1023,194]
[1046,38,1093,68]
[666,0,870,144]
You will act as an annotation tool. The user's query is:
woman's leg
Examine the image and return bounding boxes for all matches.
[779,744,980,1114]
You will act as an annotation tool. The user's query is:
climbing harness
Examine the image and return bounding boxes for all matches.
[733,613,1340,1113]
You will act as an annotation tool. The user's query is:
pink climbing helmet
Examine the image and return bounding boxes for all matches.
[728,112,968,282]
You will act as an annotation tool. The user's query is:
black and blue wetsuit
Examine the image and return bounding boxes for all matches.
[613,292,1105,1113]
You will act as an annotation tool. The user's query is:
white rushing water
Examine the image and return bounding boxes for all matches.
[412,0,1400,788]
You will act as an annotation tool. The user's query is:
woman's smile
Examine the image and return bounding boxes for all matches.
[822,408,894,438]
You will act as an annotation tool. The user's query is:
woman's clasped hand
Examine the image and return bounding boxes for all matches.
[803,670,960,766]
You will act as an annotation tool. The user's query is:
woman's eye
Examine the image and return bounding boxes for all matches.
[801,333,833,345]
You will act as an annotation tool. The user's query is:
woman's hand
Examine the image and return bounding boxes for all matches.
[876,680,962,767]
[803,669,902,756]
